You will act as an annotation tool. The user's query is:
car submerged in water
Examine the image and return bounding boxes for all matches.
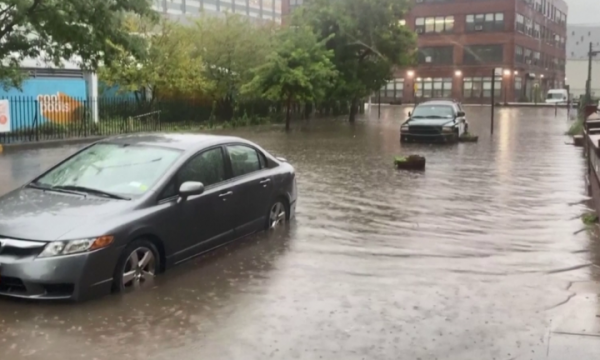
[0,134,297,301]
[400,100,469,143]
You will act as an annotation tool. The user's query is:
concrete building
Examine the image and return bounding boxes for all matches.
[152,0,284,24]
[566,25,600,98]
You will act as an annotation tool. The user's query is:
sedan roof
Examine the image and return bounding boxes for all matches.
[98,133,246,151]
[417,100,458,107]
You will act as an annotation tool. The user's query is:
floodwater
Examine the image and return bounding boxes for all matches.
[0,106,599,360]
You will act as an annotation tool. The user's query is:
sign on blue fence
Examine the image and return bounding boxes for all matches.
[0,100,10,133]
[0,78,87,130]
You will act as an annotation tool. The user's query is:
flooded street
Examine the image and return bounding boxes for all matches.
[1,106,599,359]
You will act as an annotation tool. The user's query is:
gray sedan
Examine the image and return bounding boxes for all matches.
[0,134,297,301]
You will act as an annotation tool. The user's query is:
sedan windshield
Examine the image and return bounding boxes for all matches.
[547,93,564,99]
[412,105,454,118]
[34,143,182,197]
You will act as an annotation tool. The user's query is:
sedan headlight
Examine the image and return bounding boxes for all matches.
[39,236,114,258]
[442,125,455,133]
[401,125,409,131]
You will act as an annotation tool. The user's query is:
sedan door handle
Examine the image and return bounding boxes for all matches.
[219,191,233,198]
[260,178,271,186]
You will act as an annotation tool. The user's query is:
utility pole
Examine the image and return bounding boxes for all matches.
[585,42,600,105]
[378,88,381,119]
[586,42,593,105]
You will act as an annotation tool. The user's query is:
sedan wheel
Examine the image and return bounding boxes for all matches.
[268,201,287,229]
[121,246,156,289]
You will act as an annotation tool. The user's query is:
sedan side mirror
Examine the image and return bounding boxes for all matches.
[457,111,466,117]
[408,111,412,117]
[179,181,204,201]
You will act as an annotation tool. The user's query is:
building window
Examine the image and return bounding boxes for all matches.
[463,45,504,65]
[524,48,532,64]
[463,77,502,99]
[466,13,504,32]
[399,19,406,26]
[290,0,303,11]
[234,0,248,15]
[418,46,453,65]
[425,17,435,33]
[524,17,533,36]
[416,78,452,98]
[516,14,533,36]
[515,76,522,91]
[515,46,524,63]
[516,14,525,33]
[533,23,540,38]
[415,16,454,34]
[391,79,404,99]
[375,79,404,100]
[532,51,540,66]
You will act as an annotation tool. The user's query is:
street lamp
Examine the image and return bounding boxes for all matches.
[455,70,462,77]
[407,70,415,78]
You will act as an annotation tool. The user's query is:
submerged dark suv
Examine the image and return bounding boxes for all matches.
[400,100,469,143]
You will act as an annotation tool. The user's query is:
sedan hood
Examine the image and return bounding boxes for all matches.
[0,187,133,241]
[407,118,454,126]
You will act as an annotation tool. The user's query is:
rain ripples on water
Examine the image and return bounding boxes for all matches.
[0,106,598,360]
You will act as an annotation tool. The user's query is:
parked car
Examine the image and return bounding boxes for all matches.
[0,134,297,301]
[545,89,569,105]
[400,100,468,143]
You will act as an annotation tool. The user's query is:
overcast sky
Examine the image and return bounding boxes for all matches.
[567,0,598,24]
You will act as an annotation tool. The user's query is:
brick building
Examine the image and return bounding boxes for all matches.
[282,0,568,104]
[387,0,568,104]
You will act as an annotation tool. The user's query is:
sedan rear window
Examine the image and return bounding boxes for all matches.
[227,145,262,177]
[35,143,182,196]
[412,105,454,118]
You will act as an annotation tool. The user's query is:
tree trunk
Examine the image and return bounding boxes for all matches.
[285,96,292,131]
[349,97,359,122]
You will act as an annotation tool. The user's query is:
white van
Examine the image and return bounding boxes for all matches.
[545,89,569,104]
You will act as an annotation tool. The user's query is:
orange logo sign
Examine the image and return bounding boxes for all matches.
[36,93,83,123]
[0,99,10,132]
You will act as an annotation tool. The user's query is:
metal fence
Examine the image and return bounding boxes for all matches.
[0,96,259,144]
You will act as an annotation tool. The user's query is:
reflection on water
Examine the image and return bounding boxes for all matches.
[0,106,598,360]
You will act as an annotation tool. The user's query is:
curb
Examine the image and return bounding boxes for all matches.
[0,136,105,153]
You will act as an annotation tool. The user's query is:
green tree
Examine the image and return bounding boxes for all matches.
[0,0,157,89]
[296,0,416,121]
[190,14,275,120]
[243,26,337,130]
[98,18,209,106]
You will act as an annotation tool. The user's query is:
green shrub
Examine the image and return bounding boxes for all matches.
[566,117,584,136]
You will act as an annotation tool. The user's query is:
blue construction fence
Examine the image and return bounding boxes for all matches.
[0,95,277,144]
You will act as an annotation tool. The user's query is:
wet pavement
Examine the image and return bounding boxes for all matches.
[1,106,599,360]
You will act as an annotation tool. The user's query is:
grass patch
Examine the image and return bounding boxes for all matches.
[582,212,598,226]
